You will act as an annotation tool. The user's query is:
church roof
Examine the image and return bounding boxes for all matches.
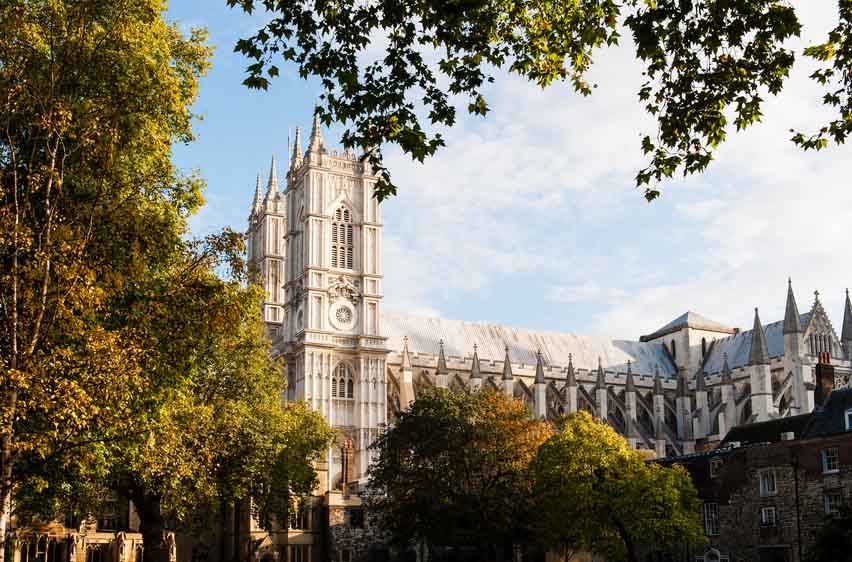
[640,311,735,342]
[702,313,811,375]
[382,311,678,377]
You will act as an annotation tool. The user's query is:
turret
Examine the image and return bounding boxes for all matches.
[842,288,852,359]
[595,357,608,421]
[564,354,577,414]
[308,111,325,154]
[675,367,694,453]
[399,336,415,410]
[624,361,637,426]
[469,344,483,391]
[784,279,808,415]
[251,172,262,217]
[719,353,737,438]
[265,155,278,201]
[502,346,514,399]
[435,340,449,388]
[694,367,708,439]
[652,365,665,433]
[534,350,547,419]
[654,417,667,459]
[290,127,303,172]
[749,307,776,422]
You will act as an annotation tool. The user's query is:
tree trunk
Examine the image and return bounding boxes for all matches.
[132,492,170,562]
[0,390,18,562]
[612,518,639,562]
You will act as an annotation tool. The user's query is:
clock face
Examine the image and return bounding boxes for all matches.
[329,300,357,331]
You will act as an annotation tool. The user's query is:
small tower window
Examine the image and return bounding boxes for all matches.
[331,207,354,269]
[333,364,355,399]
[671,339,677,360]
[701,337,707,359]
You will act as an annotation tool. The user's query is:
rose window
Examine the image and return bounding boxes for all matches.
[336,306,352,324]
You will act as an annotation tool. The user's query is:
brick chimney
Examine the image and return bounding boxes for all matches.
[814,353,835,408]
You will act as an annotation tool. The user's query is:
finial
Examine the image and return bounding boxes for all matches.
[291,127,303,170]
[473,343,478,353]
[252,172,262,213]
[815,290,821,302]
[308,109,325,153]
[266,155,278,197]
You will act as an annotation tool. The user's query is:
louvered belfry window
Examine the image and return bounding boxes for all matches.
[331,207,354,269]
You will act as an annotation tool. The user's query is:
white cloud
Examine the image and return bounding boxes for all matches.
[379,1,852,338]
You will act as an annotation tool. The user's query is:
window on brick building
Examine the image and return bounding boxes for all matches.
[759,470,777,496]
[824,492,842,515]
[347,507,364,528]
[822,447,840,474]
[845,408,852,431]
[759,506,777,527]
[701,502,720,536]
[710,458,723,479]
[340,550,352,562]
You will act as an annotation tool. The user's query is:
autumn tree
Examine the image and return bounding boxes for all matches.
[530,411,705,562]
[227,0,852,201]
[0,0,211,558]
[366,388,552,562]
[1,3,333,562]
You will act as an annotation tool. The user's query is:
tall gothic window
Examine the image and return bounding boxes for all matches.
[332,364,354,399]
[331,207,354,269]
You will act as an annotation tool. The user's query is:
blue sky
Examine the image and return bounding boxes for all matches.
[167,1,852,340]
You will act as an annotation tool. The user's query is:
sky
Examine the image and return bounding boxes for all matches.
[167,1,852,340]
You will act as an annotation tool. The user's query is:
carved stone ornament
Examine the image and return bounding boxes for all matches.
[290,278,304,305]
[328,275,361,305]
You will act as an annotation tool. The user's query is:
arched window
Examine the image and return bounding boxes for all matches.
[701,337,707,359]
[331,207,354,269]
[333,364,354,399]
[671,339,677,360]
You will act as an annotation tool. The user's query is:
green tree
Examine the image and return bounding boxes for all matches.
[530,411,705,562]
[804,504,852,562]
[228,0,852,201]
[367,388,552,561]
[0,0,210,559]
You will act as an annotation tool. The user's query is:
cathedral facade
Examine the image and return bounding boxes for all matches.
[245,116,852,562]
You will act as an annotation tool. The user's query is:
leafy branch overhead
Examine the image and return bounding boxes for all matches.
[228,0,844,201]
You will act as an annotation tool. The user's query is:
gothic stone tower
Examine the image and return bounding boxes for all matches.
[280,116,388,491]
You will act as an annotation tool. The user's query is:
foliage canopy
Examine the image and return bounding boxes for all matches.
[367,388,552,559]
[531,411,706,562]
[228,0,847,201]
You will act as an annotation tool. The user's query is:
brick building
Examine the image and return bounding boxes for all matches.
[658,371,852,562]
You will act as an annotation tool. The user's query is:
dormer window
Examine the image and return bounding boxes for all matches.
[331,207,354,269]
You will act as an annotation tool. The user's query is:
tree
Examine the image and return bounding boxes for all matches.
[0,0,210,559]
[804,503,852,562]
[366,388,552,561]
[530,411,705,562]
[228,0,852,201]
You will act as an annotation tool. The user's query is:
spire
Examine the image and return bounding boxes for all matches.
[625,360,635,393]
[595,357,606,390]
[534,350,546,384]
[783,278,802,334]
[436,340,448,375]
[470,344,482,380]
[502,345,513,380]
[266,155,278,198]
[721,352,733,384]
[842,288,852,344]
[252,172,262,214]
[565,353,577,387]
[308,111,325,153]
[290,127,303,170]
[748,307,770,365]
[401,336,411,371]
[653,365,663,395]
